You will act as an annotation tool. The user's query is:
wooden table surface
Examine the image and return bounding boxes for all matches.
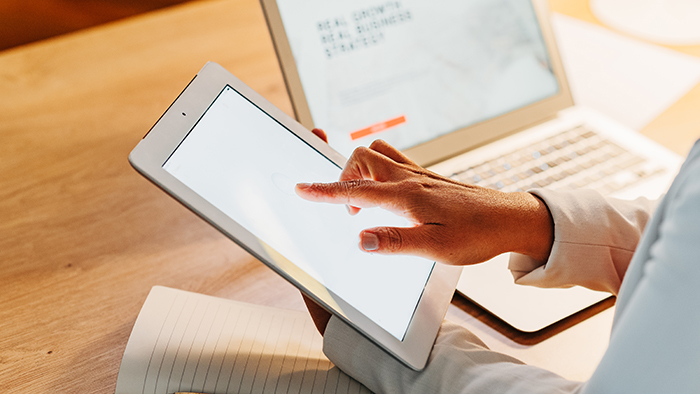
[1,0,698,392]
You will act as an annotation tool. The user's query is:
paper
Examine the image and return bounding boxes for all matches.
[590,0,700,46]
[551,13,700,131]
[115,286,372,394]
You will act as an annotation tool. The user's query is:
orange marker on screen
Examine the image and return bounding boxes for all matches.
[350,115,406,140]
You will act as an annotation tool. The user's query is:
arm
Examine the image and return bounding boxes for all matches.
[320,144,696,393]
[299,135,655,332]
[320,163,694,394]
[300,133,655,294]
[302,133,697,393]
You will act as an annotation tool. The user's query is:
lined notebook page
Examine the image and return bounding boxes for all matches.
[115,286,372,394]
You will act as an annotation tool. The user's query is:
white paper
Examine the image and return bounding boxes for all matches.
[115,286,372,394]
[590,0,700,46]
[552,13,700,130]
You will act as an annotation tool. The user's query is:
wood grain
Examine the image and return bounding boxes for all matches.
[0,0,300,392]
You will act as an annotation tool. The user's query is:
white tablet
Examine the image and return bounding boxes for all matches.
[129,62,460,370]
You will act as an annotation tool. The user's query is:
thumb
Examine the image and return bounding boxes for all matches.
[359,226,435,256]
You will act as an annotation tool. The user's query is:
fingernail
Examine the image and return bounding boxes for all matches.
[362,232,379,251]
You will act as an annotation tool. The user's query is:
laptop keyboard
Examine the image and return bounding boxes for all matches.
[446,125,667,195]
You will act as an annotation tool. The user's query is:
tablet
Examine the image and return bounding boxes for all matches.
[129,62,460,370]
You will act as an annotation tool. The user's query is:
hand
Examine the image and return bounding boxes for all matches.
[296,139,554,266]
[310,128,328,143]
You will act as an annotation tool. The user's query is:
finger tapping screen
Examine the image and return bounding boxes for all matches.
[163,86,435,340]
[275,0,559,157]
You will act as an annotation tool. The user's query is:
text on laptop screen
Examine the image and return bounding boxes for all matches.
[163,86,435,340]
[276,0,559,157]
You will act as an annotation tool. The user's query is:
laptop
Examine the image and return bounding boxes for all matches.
[260,0,683,332]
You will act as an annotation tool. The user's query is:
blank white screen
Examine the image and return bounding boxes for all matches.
[163,86,435,340]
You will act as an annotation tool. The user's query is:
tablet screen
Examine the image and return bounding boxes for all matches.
[163,85,435,340]
[275,0,559,157]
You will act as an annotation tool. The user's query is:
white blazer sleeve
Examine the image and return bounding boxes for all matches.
[323,317,581,394]
[509,189,657,294]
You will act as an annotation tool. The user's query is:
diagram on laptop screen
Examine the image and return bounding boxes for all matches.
[276,0,559,157]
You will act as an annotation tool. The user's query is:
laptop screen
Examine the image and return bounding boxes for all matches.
[275,0,559,157]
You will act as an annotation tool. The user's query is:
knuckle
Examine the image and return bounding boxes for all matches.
[352,146,372,158]
[346,147,373,168]
[380,227,403,253]
[340,179,365,203]
[345,179,365,187]
[369,139,388,150]
[339,181,352,202]
[316,182,336,193]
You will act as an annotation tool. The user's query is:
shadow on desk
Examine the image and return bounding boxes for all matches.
[0,0,194,52]
[451,293,616,346]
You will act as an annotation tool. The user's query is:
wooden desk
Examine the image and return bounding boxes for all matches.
[1,0,698,391]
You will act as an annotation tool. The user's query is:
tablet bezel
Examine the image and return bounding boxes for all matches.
[129,62,461,370]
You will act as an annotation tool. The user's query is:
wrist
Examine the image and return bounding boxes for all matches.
[508,192,554,262]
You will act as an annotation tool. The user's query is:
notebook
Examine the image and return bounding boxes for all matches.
[115,286,372,394]
[260,0,683,331]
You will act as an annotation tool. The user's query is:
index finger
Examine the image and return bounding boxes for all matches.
[295,179,402,213]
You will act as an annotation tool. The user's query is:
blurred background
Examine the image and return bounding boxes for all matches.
[0,0,194,52]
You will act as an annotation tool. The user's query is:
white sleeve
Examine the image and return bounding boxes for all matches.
[509,189,657,294]
[324,317,581,394]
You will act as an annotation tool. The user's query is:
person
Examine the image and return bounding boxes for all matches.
[294,129,700,393]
